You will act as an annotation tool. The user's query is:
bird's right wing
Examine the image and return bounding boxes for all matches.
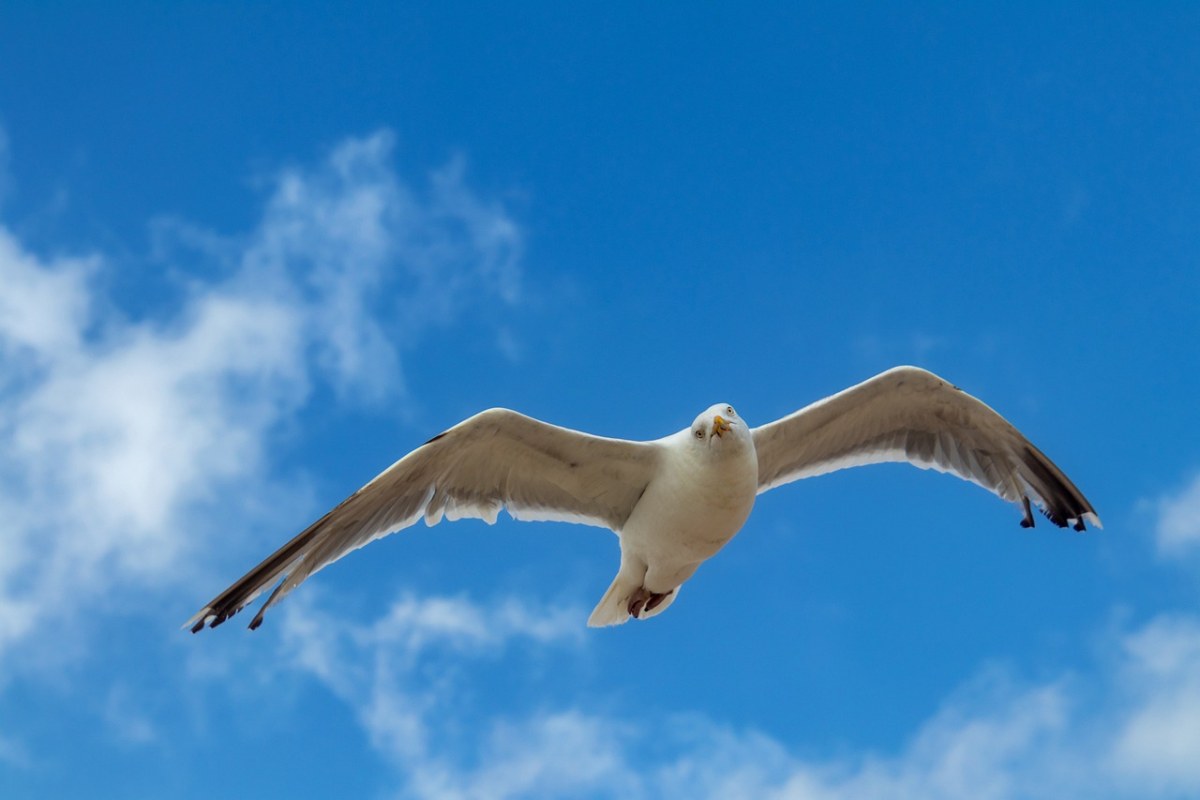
[188,409,660,632]
[752,366,1100,531]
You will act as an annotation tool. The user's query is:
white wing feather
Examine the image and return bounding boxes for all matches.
[752,366,1100,530]
[189,409,659,631]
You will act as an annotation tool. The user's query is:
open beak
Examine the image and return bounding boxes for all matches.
[712,415,731,438]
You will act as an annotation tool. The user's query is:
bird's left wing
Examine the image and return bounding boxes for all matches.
[752,366,1100,531]
[188,408,660,632]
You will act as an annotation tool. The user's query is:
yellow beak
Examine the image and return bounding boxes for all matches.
[712,414,731,438]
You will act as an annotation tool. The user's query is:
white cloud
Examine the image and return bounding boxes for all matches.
[0,131,522,666]
[276,590,585,771]
[0,227,95,362]
[1154,473,1200,557]
[271,587,1200,800]
[240,139,520,401]
[1110,615,1200,793]
[410,712,639,800]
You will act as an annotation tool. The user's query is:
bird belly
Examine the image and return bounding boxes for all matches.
[619,474,756,591]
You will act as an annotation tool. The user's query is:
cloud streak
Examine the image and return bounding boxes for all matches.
[0,131,522,668]
[1154,473,1200,557]
[275,588,1200,800]
[277,590,585,774]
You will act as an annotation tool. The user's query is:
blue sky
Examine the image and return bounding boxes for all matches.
[1,4,1198,798]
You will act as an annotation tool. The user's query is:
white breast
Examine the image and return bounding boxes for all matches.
[620,430,759,589]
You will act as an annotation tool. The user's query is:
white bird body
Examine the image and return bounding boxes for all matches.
[588,412,759,626]
[188,366,1101,634]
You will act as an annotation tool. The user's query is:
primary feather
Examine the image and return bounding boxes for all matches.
[752,366,1100,530]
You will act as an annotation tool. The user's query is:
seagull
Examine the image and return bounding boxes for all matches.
[187,366,1100,632]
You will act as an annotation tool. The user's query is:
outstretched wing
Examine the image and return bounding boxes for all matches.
[752,366,1100,531]
[188,408,660,632]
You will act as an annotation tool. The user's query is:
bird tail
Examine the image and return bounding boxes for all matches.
[587,572,681,627]
[587,572,640,627]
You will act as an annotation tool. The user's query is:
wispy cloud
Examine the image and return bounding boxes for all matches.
[1154,473,1200,558]
[273,588,1200,800]
[1110,615,1200,792]
[0,131,522,671]
[0,730,32,769]
[102,683,158,746]
[277,590,585,774]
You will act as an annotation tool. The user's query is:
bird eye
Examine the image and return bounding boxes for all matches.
[694,429,704,439]
[726,406,734,415]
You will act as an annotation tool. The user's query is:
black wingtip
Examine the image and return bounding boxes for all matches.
[188,604,246,633]
[248,612,265,631]
[1021,445,1096,532]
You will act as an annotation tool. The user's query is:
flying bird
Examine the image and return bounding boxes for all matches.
[188,366,1100,632]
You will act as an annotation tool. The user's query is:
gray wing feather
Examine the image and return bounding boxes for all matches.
[752,366,1100,531]
[188,409,659,632]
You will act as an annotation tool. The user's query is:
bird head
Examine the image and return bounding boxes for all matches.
[690,404,748,449]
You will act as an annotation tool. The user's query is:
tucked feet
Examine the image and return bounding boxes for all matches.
[627,587,672,619]
[1020,496,1036,528]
